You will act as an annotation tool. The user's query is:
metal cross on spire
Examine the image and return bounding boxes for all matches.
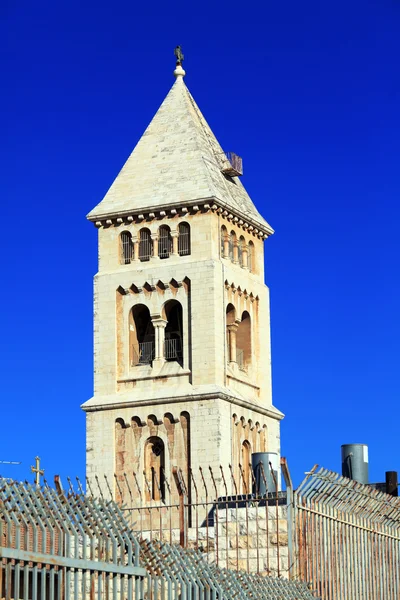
[31,456,44,487]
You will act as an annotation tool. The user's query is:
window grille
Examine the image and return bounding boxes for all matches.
[178,223,191,256]
[164,337,183,361]
[131,341,155,366]
[158,226,172,259]
[120,231,133,264]
[139,229,152,262]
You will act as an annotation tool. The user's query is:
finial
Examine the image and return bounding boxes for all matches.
[173,45,186,78]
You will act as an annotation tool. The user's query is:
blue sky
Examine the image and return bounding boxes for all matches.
[1,0,399,489]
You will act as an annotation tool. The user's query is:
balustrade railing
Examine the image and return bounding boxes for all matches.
[131,341,155,366]
[164,338,183,362]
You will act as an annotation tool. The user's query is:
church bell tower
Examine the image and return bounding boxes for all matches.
[83,52,283,501]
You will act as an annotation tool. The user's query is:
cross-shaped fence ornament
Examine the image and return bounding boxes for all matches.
[31,456,44,487]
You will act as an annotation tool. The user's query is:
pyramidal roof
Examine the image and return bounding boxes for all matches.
[87,66,273,235]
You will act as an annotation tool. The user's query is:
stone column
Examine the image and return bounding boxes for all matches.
[241,245,249,269]
[223,234,230,259]
[151,233,159,259]
[151,316,167,366]
[132,237,139,262]
[227,323,239,364]
[171,230,179,256]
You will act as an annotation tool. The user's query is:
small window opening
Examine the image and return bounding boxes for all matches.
[120,232,133,265]
[241,440,251,494]
[178,222,191,256]
[144,436,165,501]
[139,228,153,262]
[229,232,236,261]
[130,304,155,366]
[164,300,183,366]
[159,225,172,259]
[248,241,254,272]
[236,311,251,371]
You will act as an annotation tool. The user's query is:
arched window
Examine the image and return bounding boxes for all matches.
[139,228,152,262]
[239,236,245,267]
[221,226,228,257]
[241,440,251,494]
[248,241,254,272]
[226,303,236,363]
[129,304,154,366]
[120,231,133,265]
[158,225,172,259]
[163,300,183,366]
[229,231,236,261]
[178,222,191,256]
[144,436,165,501]
[236,311,251,371]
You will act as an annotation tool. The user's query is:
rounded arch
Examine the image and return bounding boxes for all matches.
[238,236,245,267]
[226,303,236,325]
[178,222,191,256]
[220,225,228,257]
[241,440,251,494]
[226,303,237,362]
[162,299,183,366]
[158,225,172,259]
[236,311,251,371]
[144,436,165,501]
[120,231,133,265]
[229,230,236,261]
[129,304,154,366]
[139,228,152,262]
[248,241,254,272]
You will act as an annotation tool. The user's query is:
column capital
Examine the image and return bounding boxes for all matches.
[151,315,167,328]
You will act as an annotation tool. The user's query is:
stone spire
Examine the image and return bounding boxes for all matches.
[87,51,273,236]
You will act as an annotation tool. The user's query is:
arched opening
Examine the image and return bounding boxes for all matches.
[229,231,236,261]
[120,231,133,265]
[158,225,172,259]
[163,300,183,366]
[236,311,251,371]
[241,440,251,494]
[139,228,152,262]
[220,226,228,257]
[239,236,245,267]
[144,436,165,501]
[178,222,191,256]
[226,303,237,363]
[129,304,155,366]
[248,241,254,272]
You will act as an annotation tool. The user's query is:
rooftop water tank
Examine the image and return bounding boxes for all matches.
[341,444,369,484]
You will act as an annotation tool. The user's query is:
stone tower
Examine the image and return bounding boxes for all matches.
[83,58,283,502]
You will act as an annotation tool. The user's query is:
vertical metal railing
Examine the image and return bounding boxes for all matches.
[164,338,182,361]
[130,341,155,366]
[120,231,134,264]
[158,226,172,259]
[294,467,400,600]
[139,229,152,261]
[178,225,190,256]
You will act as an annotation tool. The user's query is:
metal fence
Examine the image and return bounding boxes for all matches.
[294,466,400,600]
[111,461,291,579]
[0,475,319,600]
